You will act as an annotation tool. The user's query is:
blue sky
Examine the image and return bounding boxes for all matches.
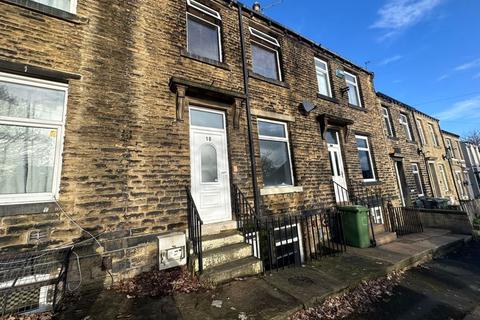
[242,0,480,137]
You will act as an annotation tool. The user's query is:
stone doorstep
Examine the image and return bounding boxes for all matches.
[200,242,252,270]
[375,231,398,246]
[202,220,237,236]
[199,257,263,285]
[201,230,244,251]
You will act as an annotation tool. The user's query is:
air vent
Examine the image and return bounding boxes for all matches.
[28,230,49,245]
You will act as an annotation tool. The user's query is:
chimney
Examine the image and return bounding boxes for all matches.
[252,2,261,12]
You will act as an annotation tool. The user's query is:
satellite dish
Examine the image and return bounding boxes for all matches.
[301,101,316,113]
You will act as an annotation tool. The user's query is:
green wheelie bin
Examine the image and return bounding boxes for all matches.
[339,206,370,248]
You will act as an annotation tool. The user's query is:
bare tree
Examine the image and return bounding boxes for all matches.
[464,130,480,146]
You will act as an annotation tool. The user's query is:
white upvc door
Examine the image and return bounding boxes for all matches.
[189,107,231,224]
[394,161,406,207]
[327,130,348,203]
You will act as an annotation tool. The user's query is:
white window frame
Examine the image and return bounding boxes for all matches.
[187,0,221,19]
[257,118,294,188]
[355,135,376,182]
[344,71,362,108]
[399,113,413,141]
[416,119,426,146]
[251,40,282,82]
[427,123,439,147]
[314,57,332,97]
[445,138,455,159]
[33,0,77,14]
[249,27,280,47]
[411,163,424,197]
[438,164,449,192]
[0,72,68,204]
[186,12,223,62]
[381,107,394,137]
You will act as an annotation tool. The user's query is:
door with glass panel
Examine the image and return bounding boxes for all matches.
[189,107,231,224]
[326,130,348,203]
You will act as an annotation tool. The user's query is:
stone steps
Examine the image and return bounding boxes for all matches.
[202,242,252,269]
[375,231,398,246]
[202,230,244,251]
[200,257,263,285]
[373,223,385,234]
[202,221,238,236]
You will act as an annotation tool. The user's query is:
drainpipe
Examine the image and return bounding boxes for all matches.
[410,109,433,197]
[439,130,462,203]
[237,3,262,215]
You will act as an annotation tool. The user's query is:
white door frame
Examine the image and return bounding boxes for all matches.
[189,106,231,224]
[394,160,406,207]
[327,130,348,203]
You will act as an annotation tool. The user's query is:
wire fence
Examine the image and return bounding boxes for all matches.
[0,247,72,317]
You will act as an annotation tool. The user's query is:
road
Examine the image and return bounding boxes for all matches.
[347,241,480,320]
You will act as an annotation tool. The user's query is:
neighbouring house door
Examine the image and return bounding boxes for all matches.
[428,162,441,197]
[326,130,348,203]
[189,107,231,224]
[394,160,409,206]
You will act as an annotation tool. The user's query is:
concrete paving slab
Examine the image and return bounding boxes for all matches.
[175,277,301,320]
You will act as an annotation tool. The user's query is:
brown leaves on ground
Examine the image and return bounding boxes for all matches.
[112,266,210,298]
[0,313,53,320]
[291,271,404,320]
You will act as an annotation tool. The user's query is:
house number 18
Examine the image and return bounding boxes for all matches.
[205,136,212,142]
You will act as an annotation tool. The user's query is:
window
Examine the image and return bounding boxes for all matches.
[445,138,455,158]
[314,58,332,97]
[399,113,413,141]
[455,171,466,198]
[438,164,449,192]
[258,119,293,187]
[416,119,426,146]
[345,72,361,107]
[355,135,376,182]
[186,0,222,62]
[381,107,394,137]
[200,144,218,183]
[427,123,439,147]
[428,162,441,197]
[0,73,68,204]
[250,28,282,81]
[32,0,77,13]
[457,141,463,160]
[411,163,424,197]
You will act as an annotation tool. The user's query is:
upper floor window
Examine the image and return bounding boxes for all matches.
[258,119,293,187]
[314,58,332,97]
[427,123,439,147]
[381,107,394,137]
[416,119,426,146]
[399,113,413,141]
[445,138,455,158]
[355,135,376,182]
[345,72,361,107]
[250,28,282,81]
[438,164,449,192]
[0,72,68,204]
[187,0,222,62]
[457,141,463,160]
[33,0,77,13]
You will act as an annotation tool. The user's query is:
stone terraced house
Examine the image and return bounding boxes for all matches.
[442,130,469,201]
[0,0,470,294]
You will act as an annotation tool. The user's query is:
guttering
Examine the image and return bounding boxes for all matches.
[237,3,262,215]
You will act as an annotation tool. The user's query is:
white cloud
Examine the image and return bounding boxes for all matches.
[372,0,444,40]
[455,58,480,71]
[435,96,480,121]
[379,55,403,66]
[436,74,449,81]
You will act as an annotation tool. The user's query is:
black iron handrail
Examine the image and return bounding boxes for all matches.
[186,187,203,273]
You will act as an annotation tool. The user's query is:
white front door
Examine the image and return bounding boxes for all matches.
[190,107,231,224]
[326,130,348,203]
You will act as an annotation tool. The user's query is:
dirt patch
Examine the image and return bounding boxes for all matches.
[290,271,404,320]
[112,266,211,298]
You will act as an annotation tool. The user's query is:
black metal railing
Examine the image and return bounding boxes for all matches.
[383,206,423,236]
[0,247,72,317]
[231,184,261,259]
[186,187,203,274]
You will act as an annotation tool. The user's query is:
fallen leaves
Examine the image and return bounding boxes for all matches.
[290,271,404,320]
[112,266,210,298]
[0,313,53,320]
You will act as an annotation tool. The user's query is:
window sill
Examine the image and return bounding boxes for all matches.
[348,104,367,112]
[387,136,399,141]
[0,201,57,217]
[363,180,382,186]
[317,93,339,104]
[180,50,231,71]
[406,140,417,145]
[260,186,303,196]
[1,0,89,24]
[248,71,289,88]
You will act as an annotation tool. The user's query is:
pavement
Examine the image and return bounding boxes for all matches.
[346,240,480,320]
[58,228,472,320]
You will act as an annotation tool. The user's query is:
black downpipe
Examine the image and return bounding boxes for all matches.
[237,4,262,216]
